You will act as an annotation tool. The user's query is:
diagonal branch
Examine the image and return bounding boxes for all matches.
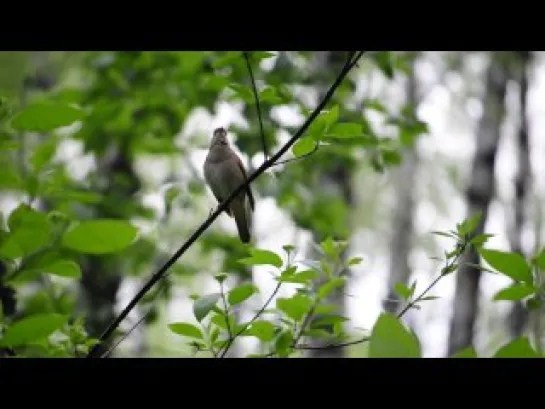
[243,52,268,160]
[87,50,365,358]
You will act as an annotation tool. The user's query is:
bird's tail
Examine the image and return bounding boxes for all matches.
[231,196,252,243]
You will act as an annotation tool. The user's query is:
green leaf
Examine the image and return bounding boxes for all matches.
[239,248,283,268]
[0,168,22,190]
[212,52,240,69]
[244,321,276,342]
[314,304,338,315]
[16,259,82,282]
[470,233,494,247]
[214,273,227,284]
[479,248,532,283]
[0,229,51,259]
[228,283,258,306]
[419,296,439,301]
[310,314,348,329]
[43,260,82,279]
[275,330,294,357]
[375,52,394,79]
[278,269,318,284]
[251,51,276,62]
[0,313,68,347]
[368,313,421,358]
[382,149,402,165]
[526,296,542,311]
[493,283,535,301]
[11,102,83,132]
[168,322,203,339]
[276,293,313,322]
[8,204,48,232]
[210,327,220,343]
[259,87,282,104]
[211,312,235,330]
[322,133,379,147]
[228,83,254,104]
[458,212,482,237]
[193,293,221,322]
[292,137,317,157]
[441,263,458,276]
[321,237,343,260]
[317,277,345,300]
[348,257,363,266]
[451,346,477,358]
[493,337,539,358]
[326,123,363,137]
[394,282,413,300]
[61,219,139,254]
[282,244,295,254]
[302,329,332,339]
[534,248,545,271]
[364,99,387,113]
[31,138,57,171]
[307,107,338,139]
[432,231,457,239]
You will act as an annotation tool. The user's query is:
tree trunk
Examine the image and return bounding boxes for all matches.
[307,52,354,358]
[383,57,419,315]
[508,51,532,338]
[447,53,509,355]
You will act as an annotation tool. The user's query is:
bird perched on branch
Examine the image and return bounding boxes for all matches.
[203,127,255,243]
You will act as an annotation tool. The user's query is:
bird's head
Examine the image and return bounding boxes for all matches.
[211,127,229,147]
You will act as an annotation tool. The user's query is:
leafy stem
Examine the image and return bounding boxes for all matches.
[219,281,233,353]
[219,281,282,358]
[295,238,469,352]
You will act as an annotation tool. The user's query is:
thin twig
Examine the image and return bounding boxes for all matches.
[87,51,366,358]
[101,280,168,358]
[219,281,233,351]
[243,51,268,161]
[295,243,466,351]
[219,281,282,358]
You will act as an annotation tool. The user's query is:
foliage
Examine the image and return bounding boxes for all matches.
[0,51,543,358]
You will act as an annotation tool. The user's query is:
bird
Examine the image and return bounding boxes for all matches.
[203,127,255,243]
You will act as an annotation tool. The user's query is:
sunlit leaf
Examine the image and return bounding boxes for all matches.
[0,313,68,347]
[369,313,421,358]
[193,293,221,322]
[451,346,477,358]
[243,321,276,342]
[479,248,532,283]
[276,293,312,322]
[493,337,539,358]
[61,219,139,254]
[493,283,535,301]
[239,248,283,268]
[292,137,317,158]
[168,322,203,339]
[228,283,258,306]
[11,102,83,132]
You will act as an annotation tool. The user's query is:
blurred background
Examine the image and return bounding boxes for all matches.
[0,51,543,357]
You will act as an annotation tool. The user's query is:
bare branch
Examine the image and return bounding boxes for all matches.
[243,52,268,160]
[87,51,365,358]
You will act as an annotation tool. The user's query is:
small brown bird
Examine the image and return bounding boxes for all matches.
[203,127,255,243]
